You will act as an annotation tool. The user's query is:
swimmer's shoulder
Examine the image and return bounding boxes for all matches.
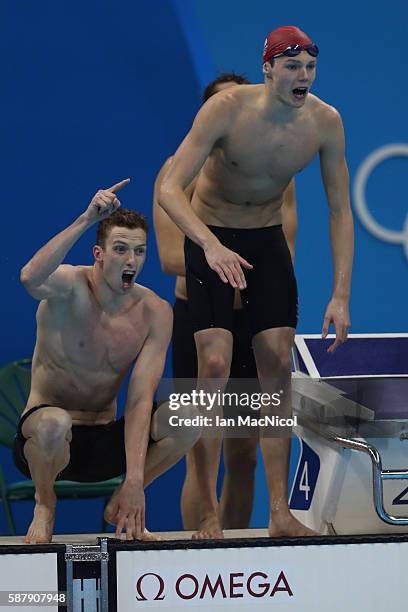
[133,285,173,335]
[208,83,261,109]
[61,266,99,303]
[49,264,90,298]
[74,266,94,290]
[198,85,249,121]
[155,155,197,201]
[34,266,90,318]
[308,94,343,124]
[133,284,173,318]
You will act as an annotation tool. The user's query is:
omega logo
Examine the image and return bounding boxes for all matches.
[353,143,408,259]
[136,573,165,601]
[135,570,293,602]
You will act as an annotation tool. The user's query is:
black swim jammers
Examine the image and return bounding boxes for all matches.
[184,225,298,337]
[13,403,158,482]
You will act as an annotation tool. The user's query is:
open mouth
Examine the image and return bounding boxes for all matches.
[292,87,308,99]
[121,271,135,289]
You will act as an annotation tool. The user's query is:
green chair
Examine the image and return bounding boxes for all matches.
[0,359,123,535]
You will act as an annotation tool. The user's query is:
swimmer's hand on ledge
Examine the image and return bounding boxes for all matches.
[321,296,351,353]
[203,240,253,290]
[84,178,131,223]
[110,480,147,540]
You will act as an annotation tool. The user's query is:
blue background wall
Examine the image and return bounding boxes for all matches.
[1,0,407,535]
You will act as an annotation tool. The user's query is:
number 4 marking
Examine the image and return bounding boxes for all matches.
[299,461,310,501]
[393,486,408,505]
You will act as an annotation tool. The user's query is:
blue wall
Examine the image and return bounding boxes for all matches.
[1,0,407,535]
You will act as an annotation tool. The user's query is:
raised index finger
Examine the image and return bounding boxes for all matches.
[107,178,131,194]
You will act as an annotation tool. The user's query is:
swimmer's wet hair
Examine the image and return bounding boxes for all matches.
[202,72,251,103]
[96,208,148,248]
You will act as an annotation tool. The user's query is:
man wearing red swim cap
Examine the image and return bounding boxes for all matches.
[154,73,297,536]
[159,25,354,539]
[262,25,317,65]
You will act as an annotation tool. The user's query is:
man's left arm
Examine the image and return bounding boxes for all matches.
[114,299,173,539]
[319,107,354,352]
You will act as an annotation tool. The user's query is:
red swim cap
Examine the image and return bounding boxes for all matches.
[263,26,313,64]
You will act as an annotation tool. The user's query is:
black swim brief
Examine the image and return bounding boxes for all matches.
[13,403,157,482]
[184,225,298,337]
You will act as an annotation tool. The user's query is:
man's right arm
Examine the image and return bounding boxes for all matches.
[158,94,252,289]
[158,96,226,248]
[153,157,192,277]
[20,179,129,300]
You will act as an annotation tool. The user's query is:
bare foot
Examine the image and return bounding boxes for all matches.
[140,529,161,542]
[192,514,224,540]
[268,512,319,537]
[119,529,161,542]
[24,503,55,544]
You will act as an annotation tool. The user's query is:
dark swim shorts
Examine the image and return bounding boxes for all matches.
[13,403,157,482]
[184,224,298,337]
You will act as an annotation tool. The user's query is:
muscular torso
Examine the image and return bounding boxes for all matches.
[26,267,151,425]
[192,85,324,227]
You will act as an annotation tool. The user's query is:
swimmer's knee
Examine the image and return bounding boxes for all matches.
[201,353,230,378]
[224,440,257,478]
[256,346,292,378]
[275,351,292,375]
[253,329,294,378]
[30,408,72,448]
[177,404,202,448]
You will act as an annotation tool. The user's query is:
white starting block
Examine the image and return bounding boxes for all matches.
[290,333,408,535]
